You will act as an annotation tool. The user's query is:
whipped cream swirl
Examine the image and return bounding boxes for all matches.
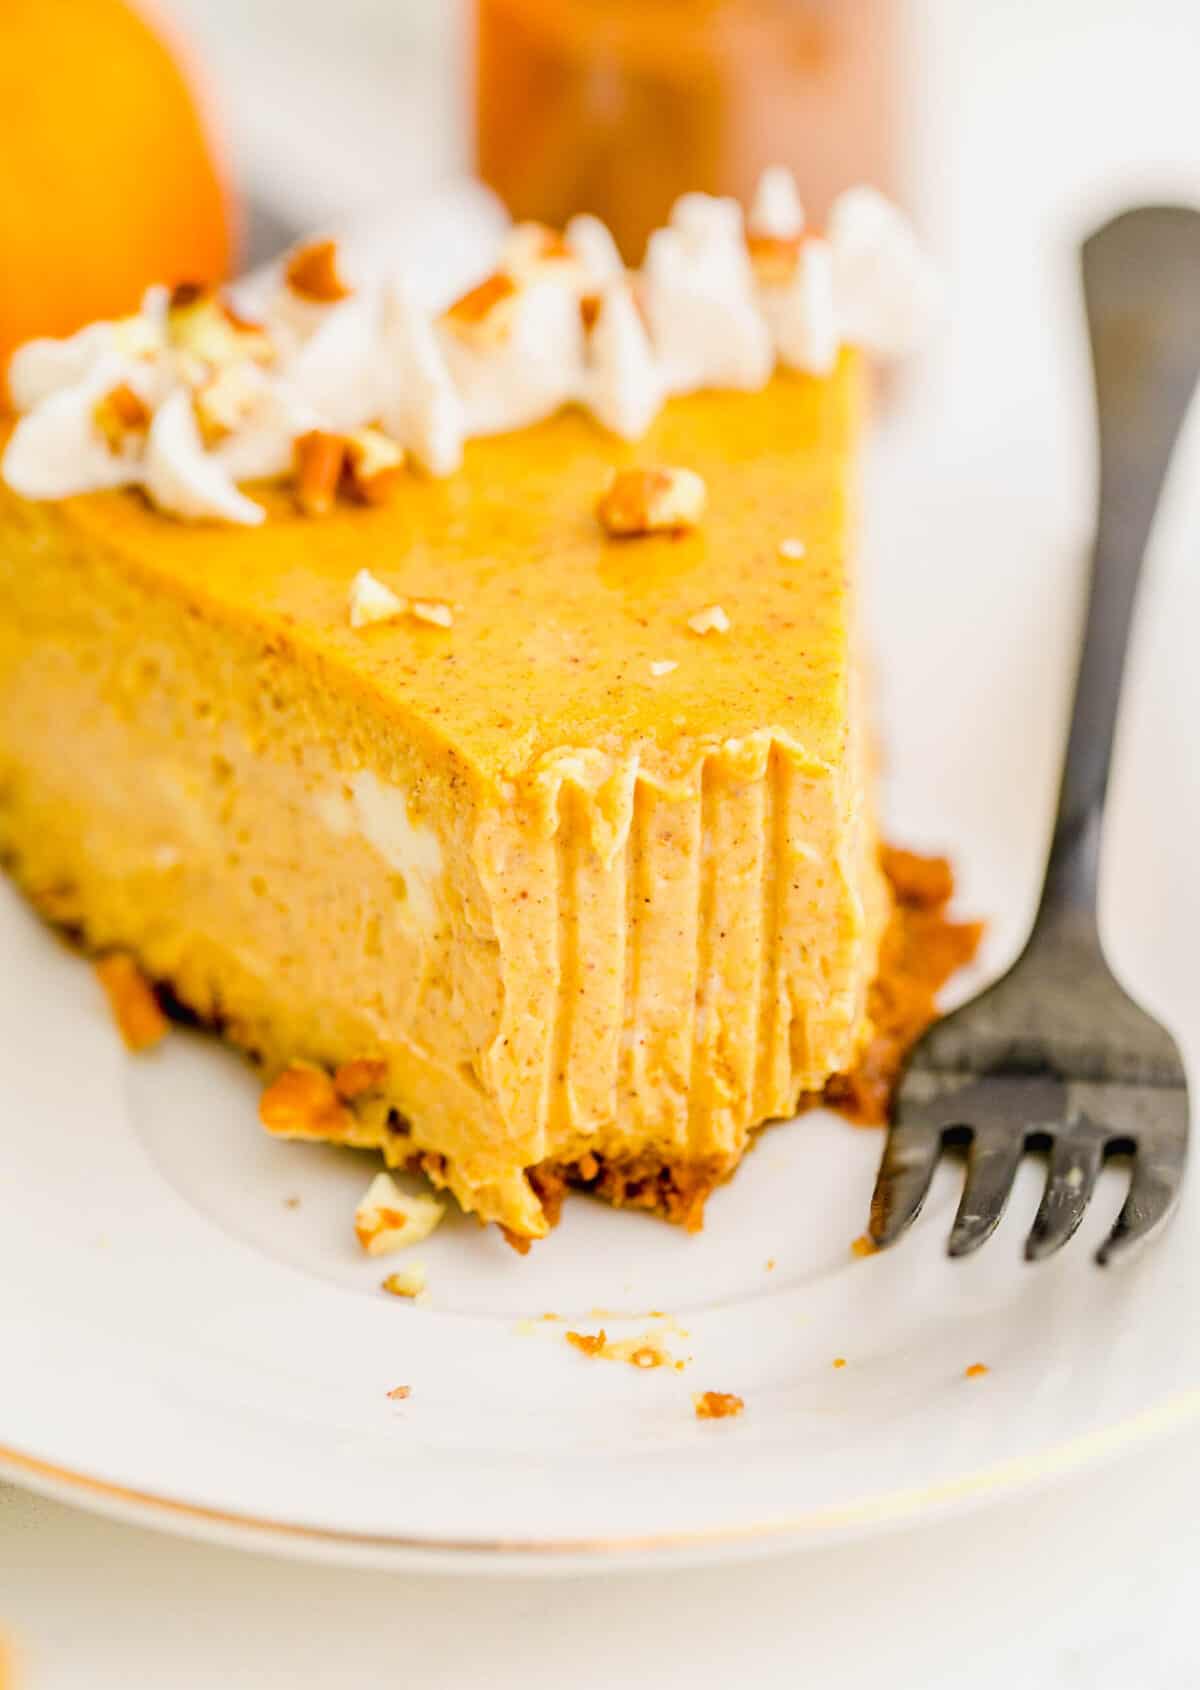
[1,173,937,525]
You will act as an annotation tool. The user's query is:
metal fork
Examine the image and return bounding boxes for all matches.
[869,206,1200,1265]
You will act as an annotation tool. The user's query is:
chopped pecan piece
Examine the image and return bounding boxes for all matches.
[284,238,353,304]
[597,467,707,537]
[92,383,151,453]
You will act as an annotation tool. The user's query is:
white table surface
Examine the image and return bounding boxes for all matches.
[7,0,1200,1682]
[3,1431,1198,1689]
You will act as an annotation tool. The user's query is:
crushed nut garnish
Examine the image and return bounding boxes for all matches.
[687,604,731,636]
[334,1057,388,1100]
[778,536,807,560]
[284,238,353,304]
[93,953,168,1052]
[597,466,707,538]
[191,363,261,448]
[381,1263,427,1299]
[694,1391,745,1421]
[167,285,274,373]
[850,1234,878,1259]
[747,232,805,287]
[649,659,678,677]
[355,1171,444,1257]
[294,429,347,517]
[113,313,164,362]
[92,383,151,453]
[343,427,406,505]
[441,271,519,346]
[386,1383,412,1400]
[965,1363,989,1379]
[259,1062,352,1140]
[502,221,578,281]
[296,429,407,517]
[348,568,406,629]
[410,599,454,629]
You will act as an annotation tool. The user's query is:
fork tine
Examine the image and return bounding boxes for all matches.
[947,1125,1025,1257]
[869,1119,944,1247]
[1097,1139,1187,1266]
[1024,1128,1105,1261]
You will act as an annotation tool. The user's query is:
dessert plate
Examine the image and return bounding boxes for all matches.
[3,380,1200,1573]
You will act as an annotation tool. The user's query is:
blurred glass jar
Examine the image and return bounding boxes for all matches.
[475,0,898,260]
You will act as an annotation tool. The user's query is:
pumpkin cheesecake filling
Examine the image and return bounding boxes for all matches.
[0,175,973,1244]
[0,364,894,1239]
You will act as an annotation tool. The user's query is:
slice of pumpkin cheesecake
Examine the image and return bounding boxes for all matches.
[0,175,944,1243]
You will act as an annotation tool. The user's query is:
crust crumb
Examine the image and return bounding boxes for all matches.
[259,1063,353,1139]
[93,953,168,1052]
[818,848,984,1126]
[694,1391,745,1420]
[334,1057,388,1100]
[386,1383,412,1400]
[965,1362,989,1379]
[565,1328,681,1370]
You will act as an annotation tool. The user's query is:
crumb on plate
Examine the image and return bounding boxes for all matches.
[694,1391,745,1421]
[93,952,169,1052]
[381,1263,428,1299]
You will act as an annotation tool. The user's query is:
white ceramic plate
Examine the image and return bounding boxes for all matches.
[4,352,1200,1573]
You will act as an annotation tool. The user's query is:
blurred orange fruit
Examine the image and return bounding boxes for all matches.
[0,0,237,403]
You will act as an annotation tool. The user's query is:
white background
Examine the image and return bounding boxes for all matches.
[6,0,1200,1683]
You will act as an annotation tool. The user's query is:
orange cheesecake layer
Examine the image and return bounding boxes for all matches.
[0,355,893,1239]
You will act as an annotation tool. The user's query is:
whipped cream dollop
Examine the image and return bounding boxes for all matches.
[1,172,937,525]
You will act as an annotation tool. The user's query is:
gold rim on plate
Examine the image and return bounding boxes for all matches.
[3,1389,1199,1565]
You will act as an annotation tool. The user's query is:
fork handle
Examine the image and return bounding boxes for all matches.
[1037,206,1200,923]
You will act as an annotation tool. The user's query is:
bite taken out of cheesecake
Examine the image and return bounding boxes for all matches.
[0,173,975,1246]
